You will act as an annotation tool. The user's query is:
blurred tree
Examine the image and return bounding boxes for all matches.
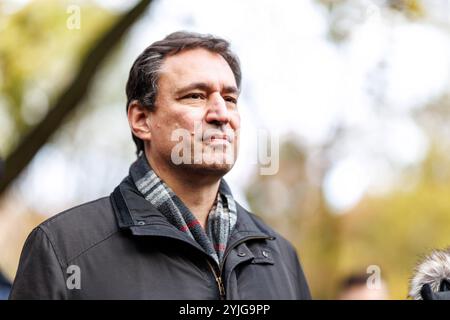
[0,0,152,197]
[0,1,115,153]
[246,134,345,299]
[246,123,450,299]
[339,141,450,299]
[246,91,450,299]
[317,0,426,43]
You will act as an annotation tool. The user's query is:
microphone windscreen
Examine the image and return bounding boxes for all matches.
[409,248,450,300]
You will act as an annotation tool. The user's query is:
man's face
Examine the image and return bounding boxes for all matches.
[147,48,240,176]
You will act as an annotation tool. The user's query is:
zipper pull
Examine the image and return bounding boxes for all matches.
[216,275,226,300]
[207,259,226,299]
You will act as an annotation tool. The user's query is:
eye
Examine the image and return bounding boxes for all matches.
[224,96,238,105]
[183,93,205,100]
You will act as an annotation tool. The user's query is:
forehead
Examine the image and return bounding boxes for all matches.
[158,48,237,89]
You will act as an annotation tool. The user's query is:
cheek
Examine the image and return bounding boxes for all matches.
[230,112,241,131]
[156,108,196,131]
[179,110,205,132]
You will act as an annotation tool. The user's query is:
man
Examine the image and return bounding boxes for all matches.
[10,31,311,299]
[337,273,389,300]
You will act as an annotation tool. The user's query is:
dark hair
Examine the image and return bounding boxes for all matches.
[125,31,242,156]
[340,273,370,290]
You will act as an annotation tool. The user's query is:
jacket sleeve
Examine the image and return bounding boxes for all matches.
[292,249,312,300]
[9,227,67,300]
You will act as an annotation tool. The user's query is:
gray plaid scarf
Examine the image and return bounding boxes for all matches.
[130,154,237,266]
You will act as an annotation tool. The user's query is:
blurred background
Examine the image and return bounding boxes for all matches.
[1,0,450,299]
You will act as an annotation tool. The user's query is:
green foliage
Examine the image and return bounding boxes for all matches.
[0,0,116,156]
[339,146,450,299]
[246,137,450,299]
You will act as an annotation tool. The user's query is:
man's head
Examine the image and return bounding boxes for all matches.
[126,31,242,178]
[337,273,389,300]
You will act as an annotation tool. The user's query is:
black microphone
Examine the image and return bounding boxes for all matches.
[409,248,450,300]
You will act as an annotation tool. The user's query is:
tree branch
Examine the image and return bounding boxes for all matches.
[0,0,151,196]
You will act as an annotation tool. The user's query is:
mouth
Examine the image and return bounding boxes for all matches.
[203,132,233,144]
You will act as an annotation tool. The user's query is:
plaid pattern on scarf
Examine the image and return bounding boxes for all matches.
[130,155,237,265]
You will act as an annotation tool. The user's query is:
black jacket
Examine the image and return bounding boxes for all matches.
[0,271,11,300]
[9,176,311,300]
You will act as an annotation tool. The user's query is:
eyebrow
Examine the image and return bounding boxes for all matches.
[175,82,240,96]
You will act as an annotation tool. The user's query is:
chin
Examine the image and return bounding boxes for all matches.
[196,163,233,176]
[188,153,236,176]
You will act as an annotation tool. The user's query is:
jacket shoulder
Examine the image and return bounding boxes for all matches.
[37,196,119,266]
[240,205,311,297]
[237,203,297,251]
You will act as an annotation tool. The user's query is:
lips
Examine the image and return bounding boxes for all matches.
[210,134,230,142]
[203,132,233,143]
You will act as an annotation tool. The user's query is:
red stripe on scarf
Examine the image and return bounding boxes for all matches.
[214,243,226,251]
[180,219,200,232]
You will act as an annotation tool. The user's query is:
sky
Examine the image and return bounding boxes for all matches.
[6,0,450,215]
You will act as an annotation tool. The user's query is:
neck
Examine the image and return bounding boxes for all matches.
[145,151,221,229]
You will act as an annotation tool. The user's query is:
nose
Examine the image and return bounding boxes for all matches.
[205,93,230,125]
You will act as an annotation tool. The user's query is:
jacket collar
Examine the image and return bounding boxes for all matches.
[110,176,274,248]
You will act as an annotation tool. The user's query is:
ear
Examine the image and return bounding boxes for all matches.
[127,100,152,142]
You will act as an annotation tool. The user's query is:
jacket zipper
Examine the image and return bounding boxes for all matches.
[206,235,272,300]
[206,259,226,300]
